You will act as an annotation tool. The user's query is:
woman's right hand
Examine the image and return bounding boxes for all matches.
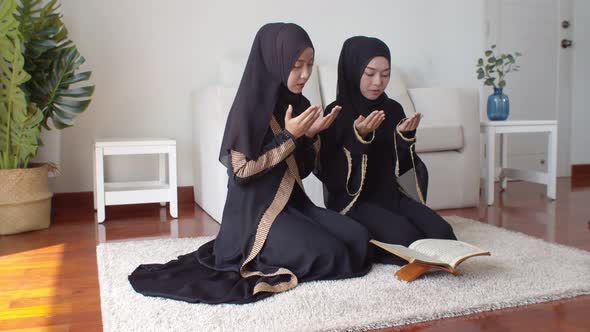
[284,104,321,138]
[354,110,385,138]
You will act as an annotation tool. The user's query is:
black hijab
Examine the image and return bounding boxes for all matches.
[336,36,391,118]
[219,23,314,167]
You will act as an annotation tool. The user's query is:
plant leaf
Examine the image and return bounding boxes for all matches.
[0,0,94,165]
[16,1,94,129]
[55,85,95,98]
[0,0,42,169]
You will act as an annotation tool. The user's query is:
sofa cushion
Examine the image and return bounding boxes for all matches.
[415,125,464,153]
[318,64,417,116]
[218,58,323,107]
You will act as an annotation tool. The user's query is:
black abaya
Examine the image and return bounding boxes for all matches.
[317,36,456,265]
[129,23,372,304]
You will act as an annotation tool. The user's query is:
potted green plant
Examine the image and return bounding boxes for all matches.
[0,0,94,235]
[476,45,521,121]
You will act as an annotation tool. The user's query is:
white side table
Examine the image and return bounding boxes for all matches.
[480,120,557,205]
[93,139,178,222]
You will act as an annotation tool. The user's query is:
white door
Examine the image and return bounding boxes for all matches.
[571,0,590,166]
[485,0,575,176]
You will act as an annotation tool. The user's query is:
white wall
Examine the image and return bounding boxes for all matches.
[52,0,485,193]
[571,0,590,165]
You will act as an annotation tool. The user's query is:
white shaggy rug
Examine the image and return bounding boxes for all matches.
[96,216,590,332]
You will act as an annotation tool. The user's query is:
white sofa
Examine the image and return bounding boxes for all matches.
[192,60,480,222]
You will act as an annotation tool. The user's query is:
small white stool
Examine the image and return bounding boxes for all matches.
[93,139,178,223]
[480,120,558,206]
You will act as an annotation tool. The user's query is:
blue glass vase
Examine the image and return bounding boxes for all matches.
[487,87,509,120]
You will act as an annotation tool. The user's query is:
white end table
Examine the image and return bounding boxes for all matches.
[93,139,178,222]
[480,120,558,206]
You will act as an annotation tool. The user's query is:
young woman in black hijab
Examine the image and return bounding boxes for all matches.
[317,36,457,266]
[128,23,372,304]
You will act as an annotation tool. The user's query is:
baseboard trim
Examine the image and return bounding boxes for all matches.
[52,186,195,210]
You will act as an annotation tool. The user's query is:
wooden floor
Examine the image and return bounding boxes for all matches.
[1,178,589,331]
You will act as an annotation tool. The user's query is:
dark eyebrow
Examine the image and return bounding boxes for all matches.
[366,66,390,71]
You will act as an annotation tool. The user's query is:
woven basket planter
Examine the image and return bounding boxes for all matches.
[0,164,52,235]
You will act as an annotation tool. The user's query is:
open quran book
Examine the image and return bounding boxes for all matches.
[370,239,491,282]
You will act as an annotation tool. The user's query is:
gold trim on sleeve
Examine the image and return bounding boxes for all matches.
[230,141,295,179]
[409,143,426,204]
[393,119,426,205]
[271,117,304,189]
[353,123,375,144]
[395,118,417,142]
[339,147,368,215]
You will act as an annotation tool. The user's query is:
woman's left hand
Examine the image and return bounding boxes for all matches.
[398,112,422,132]
[305,105,342,138]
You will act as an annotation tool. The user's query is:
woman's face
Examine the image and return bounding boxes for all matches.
[359,56,390,100]
[287,47,314,94]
